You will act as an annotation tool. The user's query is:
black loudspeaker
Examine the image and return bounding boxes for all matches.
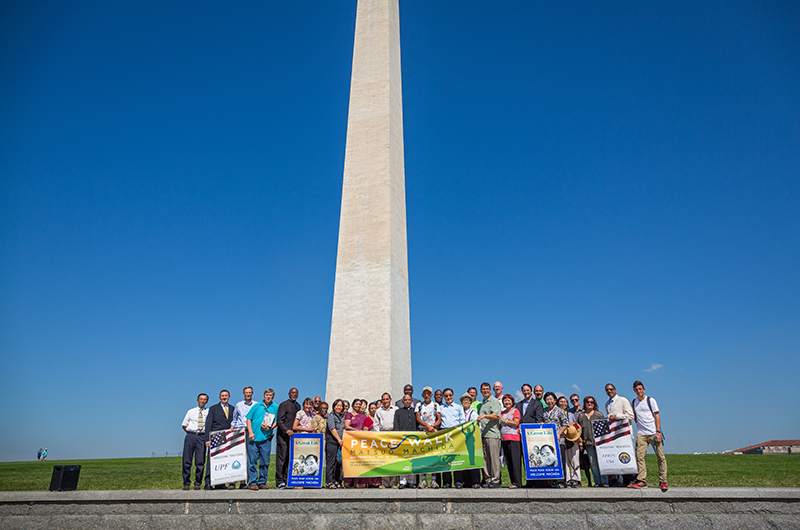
[49,465,81,491]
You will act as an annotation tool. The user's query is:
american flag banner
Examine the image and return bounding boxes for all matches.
[593,419,632,446]
[209,428,246,458]
[591,418,637,475]
[208,428,248,486]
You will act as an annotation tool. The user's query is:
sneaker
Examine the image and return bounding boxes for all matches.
[431,480,439,489]
[601,483,610,488]
[628,480,647,489]
[420,479,427,489]
[454,482,463,489]
[277,483,287,489]
[442,484,451,489]
[660,482,669,492]
[378,485,386,489]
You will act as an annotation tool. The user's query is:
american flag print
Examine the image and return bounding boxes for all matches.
[592,419,631,446]
[209,428,246,457]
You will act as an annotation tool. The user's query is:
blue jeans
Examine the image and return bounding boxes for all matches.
[585,445,608,485]
[248,438,271,486]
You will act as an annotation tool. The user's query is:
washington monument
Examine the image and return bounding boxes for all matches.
[325,0,411,402]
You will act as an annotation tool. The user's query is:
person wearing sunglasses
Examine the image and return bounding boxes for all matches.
[568,394,583,415]
[577,396,608,487]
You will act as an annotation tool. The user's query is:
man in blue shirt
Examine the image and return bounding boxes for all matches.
[232,386,255,489]
[245,389,278,490]
[439,388,462,488]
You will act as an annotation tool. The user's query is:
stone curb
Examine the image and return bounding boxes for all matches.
[1,487,798,504]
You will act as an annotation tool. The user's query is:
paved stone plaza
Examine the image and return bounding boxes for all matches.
[1,488,798,529]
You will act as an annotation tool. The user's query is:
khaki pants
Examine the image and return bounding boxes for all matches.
[483,437,502,485]
[635,434,667,483]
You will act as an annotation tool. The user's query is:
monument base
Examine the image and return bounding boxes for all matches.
[1,488,798,529]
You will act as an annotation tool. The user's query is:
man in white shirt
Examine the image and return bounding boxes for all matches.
[415,386,442,488]
[628,381,668,491]
[604,383,635,422]
[493,381,504,400]
[374,392,398,488]
[181,393,209,490]
[232,386,255,489]
[604,383,636,486]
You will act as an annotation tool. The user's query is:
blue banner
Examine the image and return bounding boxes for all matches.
[287,433,324,488]
[521,423,564,480]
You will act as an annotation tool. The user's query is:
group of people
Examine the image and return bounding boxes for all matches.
[181,380,668,492]
[36,448,48,461]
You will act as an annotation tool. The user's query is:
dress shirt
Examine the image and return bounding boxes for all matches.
[232,400,254,429]
[605,395,635,421]
[521,399,530,416]
[374,405,397,431]
[479,395,502,439]
[439,402,462,429]
[182,407,207,433]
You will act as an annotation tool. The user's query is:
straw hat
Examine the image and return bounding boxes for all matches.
[565,422,582,442]
[460,393,473,403]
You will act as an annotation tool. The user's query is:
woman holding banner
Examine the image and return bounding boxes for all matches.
[326,399,346,489]
[577,396,608,487]
[499,394,522,488]
[344,399,370,488]
[543,392,569,488]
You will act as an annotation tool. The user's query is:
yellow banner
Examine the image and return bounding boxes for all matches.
[342,421,484,477]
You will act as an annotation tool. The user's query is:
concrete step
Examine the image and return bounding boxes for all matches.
[1,488,798,529]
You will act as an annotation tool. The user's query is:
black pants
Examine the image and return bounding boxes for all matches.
[182,433,205,486]
[502,439,522,487]
[325,439,342,485]
[454,468,481,487]
[275,432,290,485]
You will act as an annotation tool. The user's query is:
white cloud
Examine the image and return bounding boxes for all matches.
[572,384,581,392]
[644,363,663,372]
[514,390,524,402]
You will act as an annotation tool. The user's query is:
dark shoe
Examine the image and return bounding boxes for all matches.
[239,482,248,489]
[455,483,463,489]
[628,480,647,489]
[183,485,190,490]
[442,483,451,489]
[601,483,610,488]
[553,483,566,489]
[204,486,212,490]
[249,485,259,491]
[227,484,235,490]
[660,482,669,492]
[194,485,201,490]
[481,483,490,488]
[259,484,269,490]
[277,483,287,489]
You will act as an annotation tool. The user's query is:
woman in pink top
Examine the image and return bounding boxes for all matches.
[499,394,522,488]
[293,398,316,433]
[344,399,370,488]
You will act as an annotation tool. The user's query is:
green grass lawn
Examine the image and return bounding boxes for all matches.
[1,454,798,491]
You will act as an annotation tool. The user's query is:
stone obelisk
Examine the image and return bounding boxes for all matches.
[325,0,411,403]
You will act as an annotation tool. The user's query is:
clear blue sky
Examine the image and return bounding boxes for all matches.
[1,1,798,461]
